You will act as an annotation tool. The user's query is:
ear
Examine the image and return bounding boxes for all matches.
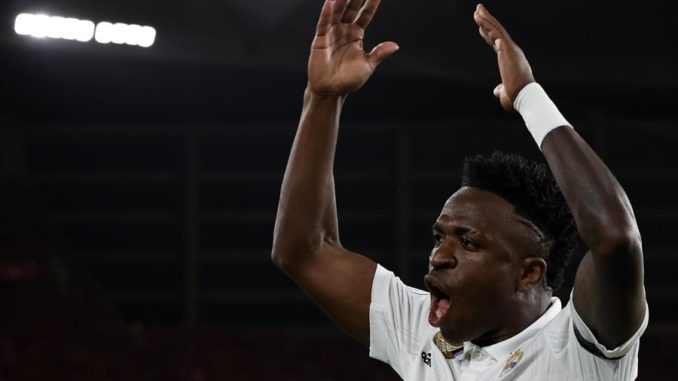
[518,257,547,291]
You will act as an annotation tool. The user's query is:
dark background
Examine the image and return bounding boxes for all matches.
[1,0,676,380]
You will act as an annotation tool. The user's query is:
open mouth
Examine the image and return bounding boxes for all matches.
[425,277,452,327]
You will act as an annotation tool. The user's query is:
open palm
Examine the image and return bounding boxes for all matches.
[474,4,534,111]
[308,0,398,95]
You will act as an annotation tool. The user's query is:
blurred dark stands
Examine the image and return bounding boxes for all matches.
[1,276,675,380]
[1,284,399,381]
[1,114,676,380]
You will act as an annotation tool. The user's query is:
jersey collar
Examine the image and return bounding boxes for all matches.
[472,297,562,362]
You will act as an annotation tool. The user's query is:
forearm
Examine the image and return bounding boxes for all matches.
[510,81,641,255]
[541,125,647,345]
[272,89,346,269]
[541,128,640,253]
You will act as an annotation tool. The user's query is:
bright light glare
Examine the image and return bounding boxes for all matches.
[137,26,156,48]
[96,21,156,47]
[45,16,65,38]
[111,23,128,44]
[15,13,155,48]
[94,21,113,44]
[30,14,49,38]
[14,13,94,42]
[14,13,33,35]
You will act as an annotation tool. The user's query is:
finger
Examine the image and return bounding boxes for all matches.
[478,4,509,36]
[476,4,510,35]
[473,4,511,42]
[367,41,399,67]
[315,0,334,36]
[342,0,365,23]
[475,21,506,53]
[330,0,350,25]
[477,26,494,49]
[494,38,504,53]
[474,13,499,45]
[355,0,382,29]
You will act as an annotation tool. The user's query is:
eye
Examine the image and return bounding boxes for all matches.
[460,237,478,251]
[432,232,443,247]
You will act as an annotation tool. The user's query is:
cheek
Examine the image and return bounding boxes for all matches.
[485,265,520,299]
[459,258,517,297]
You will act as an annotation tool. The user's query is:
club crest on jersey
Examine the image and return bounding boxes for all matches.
[500,348,524,377]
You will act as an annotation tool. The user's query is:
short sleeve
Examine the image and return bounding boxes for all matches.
[369,265,432,376]
[570,292,649,359]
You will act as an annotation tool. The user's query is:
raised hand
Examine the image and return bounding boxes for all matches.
[474,4,534,111]
[308,0,399,96]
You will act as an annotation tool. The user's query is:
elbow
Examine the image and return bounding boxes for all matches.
[591,227,642,258]
[271,218,340,272]
[270,238,293,271]
[270,243,281,268]
[596,198,643,255]
[271,223,301,271]
[270,235,323,272]
[270,244,292,271]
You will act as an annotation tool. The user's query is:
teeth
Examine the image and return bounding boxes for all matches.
[436,310,443,319]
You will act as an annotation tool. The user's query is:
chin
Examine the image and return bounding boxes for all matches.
[439,326,466,346]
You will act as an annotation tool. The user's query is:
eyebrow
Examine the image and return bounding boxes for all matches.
[432,223,485,239]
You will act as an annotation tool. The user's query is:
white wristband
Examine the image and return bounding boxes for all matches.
[513,82,572,149]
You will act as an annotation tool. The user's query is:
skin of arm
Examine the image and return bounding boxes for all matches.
[271,0,398,346]
[473,3,645,348]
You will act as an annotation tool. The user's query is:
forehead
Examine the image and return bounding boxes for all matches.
[436,186,531,245]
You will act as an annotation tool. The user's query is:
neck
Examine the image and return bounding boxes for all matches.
[471,291,552,347]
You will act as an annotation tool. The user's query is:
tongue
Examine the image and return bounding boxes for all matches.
[437,298,451,316]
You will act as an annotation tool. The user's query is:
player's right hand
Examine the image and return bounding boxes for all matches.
[308,0,399,96]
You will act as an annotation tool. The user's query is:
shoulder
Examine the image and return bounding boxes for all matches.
[371,265,430,311]
[568,294,649,360]
[370,265,437,369]
[526,297,647,380]
[537,297,648,357]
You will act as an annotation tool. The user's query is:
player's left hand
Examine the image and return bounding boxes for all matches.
[474,3,534,112]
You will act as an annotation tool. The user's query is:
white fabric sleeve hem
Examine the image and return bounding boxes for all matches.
[369,265,394,362]
[570,291,649,358]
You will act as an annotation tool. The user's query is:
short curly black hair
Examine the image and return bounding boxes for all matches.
[461,151,579,291]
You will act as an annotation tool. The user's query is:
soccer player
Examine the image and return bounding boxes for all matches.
[272,1,648,379]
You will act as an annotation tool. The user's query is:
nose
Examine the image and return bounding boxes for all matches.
[429,243,457,271]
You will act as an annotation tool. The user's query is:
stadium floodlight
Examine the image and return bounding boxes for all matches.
[137,26,156,48]
[95,21,156,47]
[15,13,156,48]
[14,13,94,42]
[111,23,128,44]
[94,21,113,43]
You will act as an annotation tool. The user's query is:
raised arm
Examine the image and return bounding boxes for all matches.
[473,4,645,348]
[272,0,398,346]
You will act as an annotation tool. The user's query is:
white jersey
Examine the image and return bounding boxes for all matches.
[369,265,649,381]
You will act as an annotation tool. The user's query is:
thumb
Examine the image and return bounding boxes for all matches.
[494,38,503,53]
[368,41,399,67]
[493,83,504,98]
